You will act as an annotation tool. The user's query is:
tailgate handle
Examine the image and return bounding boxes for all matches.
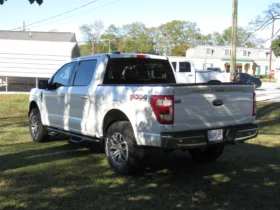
[175,99,181,104]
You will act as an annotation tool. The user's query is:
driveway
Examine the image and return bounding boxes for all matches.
[256,82,280,102]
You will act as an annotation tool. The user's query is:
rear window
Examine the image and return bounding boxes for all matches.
[103,58,176,84]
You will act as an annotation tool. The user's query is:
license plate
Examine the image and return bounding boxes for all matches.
[207,129,223,141]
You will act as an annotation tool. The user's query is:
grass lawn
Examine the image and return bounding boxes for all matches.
[0,95,280,210]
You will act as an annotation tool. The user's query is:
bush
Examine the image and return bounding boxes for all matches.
[254,74,269,79]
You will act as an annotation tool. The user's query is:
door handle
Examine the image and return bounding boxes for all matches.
[80,95,89,99]
[188,75,193,76]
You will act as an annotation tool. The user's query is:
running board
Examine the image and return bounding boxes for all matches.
[47,127,100,143]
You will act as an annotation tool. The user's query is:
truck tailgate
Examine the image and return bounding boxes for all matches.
[173,84,255,132]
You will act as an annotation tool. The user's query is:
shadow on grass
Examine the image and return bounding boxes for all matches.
[0,141,279,210]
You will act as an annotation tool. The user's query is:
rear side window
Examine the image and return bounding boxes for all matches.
[103,58,176,84]
[179,62,191,72]
[171,62,177,71]
[73,60,97,86]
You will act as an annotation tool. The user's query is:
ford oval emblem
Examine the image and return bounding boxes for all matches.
[212,99,224,106]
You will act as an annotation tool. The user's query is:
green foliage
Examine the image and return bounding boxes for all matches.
[171,44,192,56]
[205,27,262,47]
[0,0,43,5]
[79,43,92,56]
[272,36,280,57]
[157,20,200,55]
[79,20,261,56]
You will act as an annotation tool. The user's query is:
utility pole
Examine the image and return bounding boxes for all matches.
[23,21,26,31]
[230,0,238,80]
[91,40,94,54]
[269,19,275,81]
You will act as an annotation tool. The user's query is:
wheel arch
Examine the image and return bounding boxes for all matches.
[28,101,39,116]
[102,109,130,136]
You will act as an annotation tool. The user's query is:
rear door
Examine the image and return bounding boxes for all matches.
[172,84,255,132]
[67,59,98,134]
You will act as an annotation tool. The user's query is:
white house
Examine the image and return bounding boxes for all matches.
[185,45,276,75]
[0,30,80,92]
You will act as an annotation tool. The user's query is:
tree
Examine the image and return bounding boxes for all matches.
[250,2,280,38]
[157,20,201,55]
[206,26,263,47]
[100,24,121,53]
[79,43,92,56]
[122,22,154,53]
[0,0,43,5]
[79,20,104,54]
[272,36,280,56]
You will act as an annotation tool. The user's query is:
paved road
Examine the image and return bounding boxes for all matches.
[256,82,280,102]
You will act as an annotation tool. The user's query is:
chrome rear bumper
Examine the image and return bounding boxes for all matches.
[161,124,259,149]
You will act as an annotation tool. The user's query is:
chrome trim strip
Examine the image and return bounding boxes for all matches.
[161,135,205,140]
[177,142,207,147]
[235,129,258,141]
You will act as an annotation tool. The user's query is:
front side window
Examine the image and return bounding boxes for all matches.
[179,62,191,72]
[73,60,97,86]
[52,63,75,86]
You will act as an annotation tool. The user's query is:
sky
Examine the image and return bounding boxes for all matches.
[0,0,277,47]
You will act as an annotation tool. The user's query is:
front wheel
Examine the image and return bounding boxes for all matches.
[29,108,48,142]
[105,121,145,175]
[188,145,224,162]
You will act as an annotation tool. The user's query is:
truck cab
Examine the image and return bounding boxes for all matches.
[168,57,230,83]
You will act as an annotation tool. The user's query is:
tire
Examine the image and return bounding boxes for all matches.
[29,108,49,142]
[188,145,224,162]
[105,121,145,175]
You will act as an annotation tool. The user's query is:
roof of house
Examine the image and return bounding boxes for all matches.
[0,30,77,42]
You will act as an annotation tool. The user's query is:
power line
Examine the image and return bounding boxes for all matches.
[27,0,122,30]
[255,27,280,47]
[10,0,98,30]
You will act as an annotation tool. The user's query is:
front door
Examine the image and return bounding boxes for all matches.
[42,62,76,129]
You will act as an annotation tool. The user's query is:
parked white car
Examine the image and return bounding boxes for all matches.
[28,53,258,175]
[168,57,230,83]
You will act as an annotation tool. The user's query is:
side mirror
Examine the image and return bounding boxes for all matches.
[38,80,49,89]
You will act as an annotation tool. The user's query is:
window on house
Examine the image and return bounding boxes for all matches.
[206,48,213,55]
[265,52,270,58]
[225,49,231,56]
[243,50,249,56]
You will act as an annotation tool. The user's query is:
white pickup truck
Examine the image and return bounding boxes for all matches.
[28,53,258,175]
[168,57,230,83]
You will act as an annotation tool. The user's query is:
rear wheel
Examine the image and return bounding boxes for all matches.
[188,145,224,162]
[105,121,145,175]
[29,108,49,142]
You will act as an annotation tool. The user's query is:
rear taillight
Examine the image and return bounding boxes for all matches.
[136,54,147,58]
[151,96,174,124]
[253,92,256,116]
